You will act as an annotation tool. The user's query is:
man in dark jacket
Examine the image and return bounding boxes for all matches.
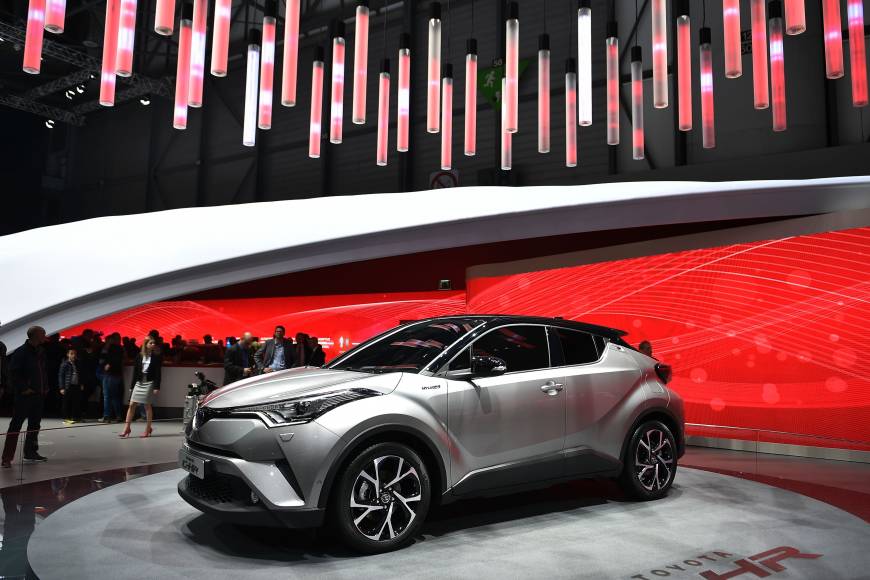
[254,326,295,374]
[308,336,326,367]
[2,326,49,467]
[223,333,254,386]
[98,333,125,423]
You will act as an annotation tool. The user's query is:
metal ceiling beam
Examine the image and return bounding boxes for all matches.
[0,93,85,125]
[23,69,94,100]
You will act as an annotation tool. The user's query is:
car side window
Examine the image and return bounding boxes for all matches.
[470,325,550,373]
[448,347,471,371]
[554,328,600,365]
[593,335,607,357]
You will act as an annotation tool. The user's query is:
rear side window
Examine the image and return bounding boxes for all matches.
[553,328,600,366]
[471,325,550,373]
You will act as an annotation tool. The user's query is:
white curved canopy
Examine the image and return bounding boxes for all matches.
[1,176,869,347]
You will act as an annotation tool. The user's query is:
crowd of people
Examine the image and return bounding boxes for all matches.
[0,324,328,467]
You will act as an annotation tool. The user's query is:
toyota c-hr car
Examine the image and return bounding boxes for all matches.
[178,315,685,553]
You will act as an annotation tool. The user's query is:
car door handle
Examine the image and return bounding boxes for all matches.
[540,381,563,395]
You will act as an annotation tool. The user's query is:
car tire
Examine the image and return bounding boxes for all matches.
[329,442,431,554]
[618,420,678,501]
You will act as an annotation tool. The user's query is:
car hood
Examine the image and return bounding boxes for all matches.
[201,367,402,409]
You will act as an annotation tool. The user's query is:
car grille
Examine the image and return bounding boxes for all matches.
[184,473,249,504]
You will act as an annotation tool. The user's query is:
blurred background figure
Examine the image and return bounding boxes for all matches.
[58,348,83,424]
[308,336,325,367]
[98,333,124,423]
[638,340,653,358]
[2,326,49,468]
[223,333,254,385]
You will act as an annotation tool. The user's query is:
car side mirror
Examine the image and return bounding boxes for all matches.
[471,355,507,378]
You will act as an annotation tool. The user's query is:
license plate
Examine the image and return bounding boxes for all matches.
[179,449,207,479]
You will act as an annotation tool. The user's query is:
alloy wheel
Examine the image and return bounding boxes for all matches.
[350,455,422,541]
[634,428,674,492]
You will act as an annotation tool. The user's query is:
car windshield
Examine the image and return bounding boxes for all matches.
[327,318,487,374]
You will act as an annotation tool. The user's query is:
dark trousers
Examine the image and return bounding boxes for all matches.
[102,375,122,419]
[62,385,82,420]
[2,395,44,462]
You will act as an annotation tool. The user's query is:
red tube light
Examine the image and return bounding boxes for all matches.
[769,1,787,131]
[154,0,175,35]
[310,46,325,158]
[188,0,208,107]
[174,4,193,129]
[352,1,370,125]
[465,38,478,156]
[723,0,742,78]
[99,0,121,106]
[45,0,65,33]
[848,0,868,107]
[538,34,551,154]
[505,1,519,133]
[377,59,391,166]
[23,0,45,74]
[258,4,277,130]
[281,0,301,105]
[441,64,453,171]
[751,0,769,109]
[397,33,411,152]
[501,77,512,170]
[427,2,442,133]
[116,0,137,77]
[651,0,668,108]
[784,0,805,34]
[631,46,644,160]
[606,22,619,145]
[330,20,346,144]
[822,0,844,79]
[699,27,715,149]
[210,0,232,76]
[675,6,692,131]
[565,58,577,168]
[243,29,261,147]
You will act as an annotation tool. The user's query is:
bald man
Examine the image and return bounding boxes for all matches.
[2,326,49,467]
[223,332,255,386]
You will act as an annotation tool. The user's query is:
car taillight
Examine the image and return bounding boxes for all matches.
[655,363,672,384]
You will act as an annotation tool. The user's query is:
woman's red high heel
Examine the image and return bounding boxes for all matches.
[119,426,131,438]
[140,427,153,438]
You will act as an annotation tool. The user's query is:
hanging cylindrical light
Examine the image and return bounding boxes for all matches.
[441,63,454,170]
[377,59,391,166]
[723,0,742,78]
[784,0,805,34]
[699,27,715,148]
[676,3,691,130]
[501,77,512,170]
[281,0,301,104]
[330,19,347,144]
[565,58,578,168]
[750,0,770,109]
[23,0,46,74]
[45,0,65,33]
[258,0,277,129]
[631,46,644,160]
[210,0,232,76]
[116,0,138,77]
[651,0,668,108]
[822,0,844,78]
[505,1,519,132]
[397,32,411,152]
[606,21,619,144]
[465,38,478,156]
[848,0,868,107]
[352,0,370,124]
[243,29,262,146]
[99,0,121,106]
[154,0,175,35]
[427,2,442,133]
[577,0,592,124]
[173,3,193,129]
[188,0,208,106]
[310,46,325,158]
[769,0,787,131]
[538,34,551,153]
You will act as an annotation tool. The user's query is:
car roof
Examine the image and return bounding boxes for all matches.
[418,315,628,340]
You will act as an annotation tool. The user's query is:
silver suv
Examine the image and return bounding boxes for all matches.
[178,316,684,553]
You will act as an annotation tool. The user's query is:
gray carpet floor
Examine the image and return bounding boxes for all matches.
[27,467,870,579]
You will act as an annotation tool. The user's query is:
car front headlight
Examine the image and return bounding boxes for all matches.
[229,388,382,425]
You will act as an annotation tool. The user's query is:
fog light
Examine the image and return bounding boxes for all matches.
[250,491,260,504]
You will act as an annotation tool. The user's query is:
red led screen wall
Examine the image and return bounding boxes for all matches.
[467,227,870,449]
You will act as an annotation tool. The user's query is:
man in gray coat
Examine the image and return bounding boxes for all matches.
[254,326,296,374]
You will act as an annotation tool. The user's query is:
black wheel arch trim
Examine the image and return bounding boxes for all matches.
[317,424,448,510]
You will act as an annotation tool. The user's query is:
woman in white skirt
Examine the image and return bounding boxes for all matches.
[120,337,162,438]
